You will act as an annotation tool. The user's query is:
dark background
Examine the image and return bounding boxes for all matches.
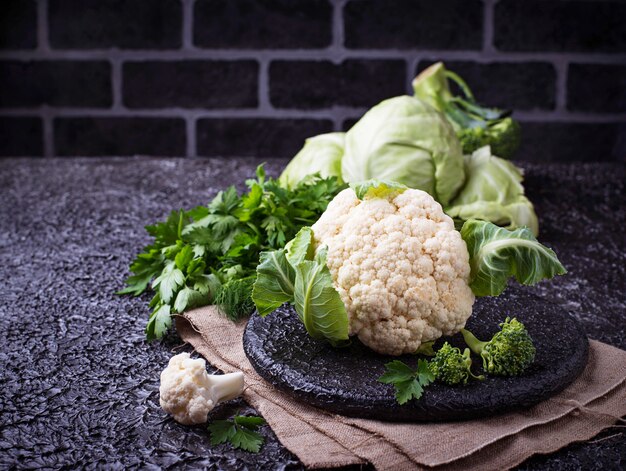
[0,0,625,161]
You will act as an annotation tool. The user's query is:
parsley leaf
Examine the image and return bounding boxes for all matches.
[208,420,236,445]
[173,287,205,313]
[152,263,185,304]
[145,304,171,341]
[378,359,435,405]
[208,415,266,453]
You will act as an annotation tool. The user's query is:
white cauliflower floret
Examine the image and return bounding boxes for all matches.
[312,187,475,355]
[159,352,244,425]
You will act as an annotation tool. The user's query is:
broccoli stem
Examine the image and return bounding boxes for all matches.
[462,348,485,381]
[460,328,488,355]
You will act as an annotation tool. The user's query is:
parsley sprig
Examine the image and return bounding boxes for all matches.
[208,415,266,453]
[377,359,436,404]
[117,165,345,340]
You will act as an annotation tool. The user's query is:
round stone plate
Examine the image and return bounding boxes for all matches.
[243,288,589,422]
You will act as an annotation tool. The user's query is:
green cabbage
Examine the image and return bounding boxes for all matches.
[341,96,465,207]
[278,133,345,189]
[445,146,539,235]
[461,220,566,297]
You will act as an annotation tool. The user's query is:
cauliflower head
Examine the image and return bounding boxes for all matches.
[159,352,244,425]
[311,187,475,355]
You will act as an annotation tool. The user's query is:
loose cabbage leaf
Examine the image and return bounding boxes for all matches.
[293,247,349,346]
[350,180,407,200]
[279,133,345,189]
[446,146,539,235]
[251,249,295,317]
[342,95,465,207]
[253,227,317,317]
[252,228,349,346]
[461,220,566,297]
[285,227,315,266]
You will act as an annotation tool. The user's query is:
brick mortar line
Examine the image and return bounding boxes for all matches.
[181,0,195,50]
[110,59,123,110]
[1,49,625,63]
[482,0,496,53]
[329,0,348,129]
[0,107,365,120]
[257,59,271,112]
[36,0,50,53]
[553,58,569,113]
[185,117,195,158]
[330,0,348,52]
[41,107,53,158]
[0,108,624,123]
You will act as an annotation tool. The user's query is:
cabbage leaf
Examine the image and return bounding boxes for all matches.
[278,133,345,189]
[342,96,465,207]
[251,249,294,317]
[252,227,349,345]
[285,226,315,266]
[446,146,539,235]
[350,180,407,200]
[461,220,566,297]
[293,247,349,346]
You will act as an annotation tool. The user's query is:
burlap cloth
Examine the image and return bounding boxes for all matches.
[177,306,626,470]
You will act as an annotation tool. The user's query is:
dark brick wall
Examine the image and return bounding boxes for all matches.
[0,0,624,161]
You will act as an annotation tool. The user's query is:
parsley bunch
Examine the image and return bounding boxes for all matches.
[118,165,345,340]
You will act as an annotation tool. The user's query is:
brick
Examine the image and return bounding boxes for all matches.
[270,60,406,109]
[494,0,626,53]
[0,0,37,49]
[54,118,185,156]
[567,64,626,113]
[517,122,625,162]
[197,119,333,158]
[194,0,332,49]
[416,61,557,111]
[49,0,181,49]
[0,117,43,156]
[344,0,482,50]
[0,61,111,108]
[123,61,258,109]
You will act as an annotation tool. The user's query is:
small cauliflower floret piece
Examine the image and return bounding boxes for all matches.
[159,352,244,425]
[312,187,475,355]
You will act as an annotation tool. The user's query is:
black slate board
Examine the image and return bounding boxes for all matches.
[244,288,589,422]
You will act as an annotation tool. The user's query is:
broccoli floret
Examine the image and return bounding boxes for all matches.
[457,118,521,159]
[457,126,489,155]
[461,317,536,376]
[429,342,484,385]
[488,118,521,160]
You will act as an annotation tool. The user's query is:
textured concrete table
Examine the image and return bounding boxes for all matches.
[1,157,624,470]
